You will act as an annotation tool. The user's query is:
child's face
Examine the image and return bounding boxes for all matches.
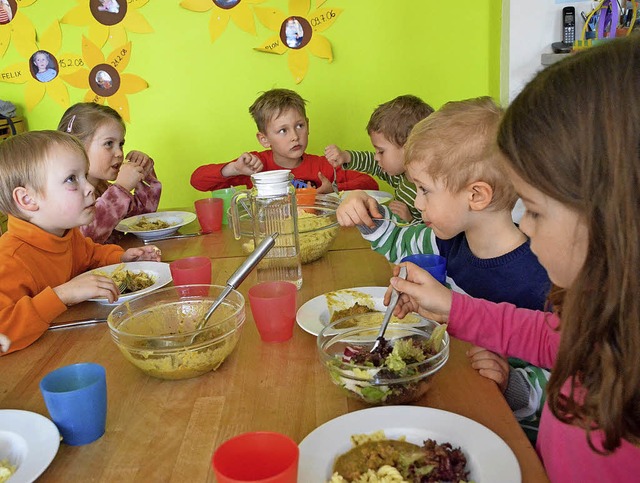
[407,163,469,240]
[370,131,405,176]
[258,108,308,164]
[31,146,95,236]
[33,54,48,72]
[85,119,125,183]
[508,168,588,289]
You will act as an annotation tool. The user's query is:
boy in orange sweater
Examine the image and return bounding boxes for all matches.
[0,131,161,355]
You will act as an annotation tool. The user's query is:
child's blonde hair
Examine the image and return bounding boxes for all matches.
[248,88,307,133]
[404,96,514,211]
[366,95,434,147]
[57,102,125,146]
[0,131,88,219]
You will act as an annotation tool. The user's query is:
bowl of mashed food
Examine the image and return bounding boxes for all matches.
[317,316,449,405]
[107,285,245,380]
[233,194,339,264]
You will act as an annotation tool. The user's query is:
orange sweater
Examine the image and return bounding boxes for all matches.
[0,216,124,354]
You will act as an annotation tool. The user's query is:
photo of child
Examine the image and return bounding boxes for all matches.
[284,17,304,48]
[0,0,13,25]
[97,0,119,14]
[30,50,58,83]
[96,70,113,90]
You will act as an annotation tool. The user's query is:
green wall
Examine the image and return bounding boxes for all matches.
[1,0,501,209]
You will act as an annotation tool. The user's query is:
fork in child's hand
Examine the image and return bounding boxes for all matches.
[374,217,413,227]
[331,166,340,195]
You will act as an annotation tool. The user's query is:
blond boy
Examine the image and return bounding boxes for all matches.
[0,131,160,355]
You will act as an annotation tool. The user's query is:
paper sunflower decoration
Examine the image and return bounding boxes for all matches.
[180,0,265,43]
[254,0,341,83]
[62,37,148,122]
[0,21,84,110]
[0,0,37,59]
[61,0,153,49]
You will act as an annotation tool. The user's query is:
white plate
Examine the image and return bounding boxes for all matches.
[0,409,60,483]
[298,406,521,483]
[88,261,172,305]
[115,211,196,240]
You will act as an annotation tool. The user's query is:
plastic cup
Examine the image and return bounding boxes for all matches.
[248,282,297,342]
[170,256,212,285]
[195,198,223,233]
[39,362,107,446]
[212,431,299,483]
[295,187,317,206]
[210,188,236,225]
[401,254,447,285]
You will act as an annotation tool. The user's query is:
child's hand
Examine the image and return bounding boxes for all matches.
[126,150,154,178]
[54,272,120,305]
[122,245,161,262]
[316,172,334,194]
[336,190,383,228]
[0,333,11,353]
[324,145,350,167]
[388,262,453,321]
[115,162,144,191]
[466,346,510,392]
[388,200,413,222]
[224,153,263,177]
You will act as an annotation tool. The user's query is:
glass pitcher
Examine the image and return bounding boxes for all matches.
[229,170,302,289]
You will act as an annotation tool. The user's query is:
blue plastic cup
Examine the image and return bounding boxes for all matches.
[39,362,107,446]
[401,254,447,285]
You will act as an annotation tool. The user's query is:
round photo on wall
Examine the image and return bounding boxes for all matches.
[89,64,120,97]
[0,0,17,25]
[280,16,312,49]
[90,0,127,26]
[214,0,240,9]
[30,50,59,83]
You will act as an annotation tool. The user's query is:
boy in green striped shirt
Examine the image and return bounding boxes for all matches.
[325,95,433,224]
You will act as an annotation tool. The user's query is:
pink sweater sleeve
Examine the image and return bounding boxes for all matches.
[448,292,561,368]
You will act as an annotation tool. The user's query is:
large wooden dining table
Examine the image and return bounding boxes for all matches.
[0,220,549,482]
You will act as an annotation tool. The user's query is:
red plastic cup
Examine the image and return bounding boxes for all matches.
[212,432,299,483]
[248,282,297,342]
[169,256,212,286]
[195,198,223,233]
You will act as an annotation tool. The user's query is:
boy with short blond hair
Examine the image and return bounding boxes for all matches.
[190,88,378,193]
[337,96,551,444]
[325,95,434,222]
[0,131,160,355]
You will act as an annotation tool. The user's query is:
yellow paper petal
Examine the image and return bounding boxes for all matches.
[0,27,12,58]
[39,21,62,54]
[208,10,230,43]
[129,0,150,8]
[122,9,154,34]
[46,79,70,108]
[119,73,148,94]
[87,23,109,49]
[10,14,37,58]
[230,4,257,35]
[307,33,332,62]
[61,68,90,89]
[308,7,342,33]
[107,26,128,49]
[107,42,132,73]
[254,6,286,32]
[60,5,89,26]
[56,53,86,75]
[82,36,105,66]
[180,0,213,12]
[288,48,308,84]
[84,89,104,104]
[254,34,287,55]
[0,62,29,84]
[289,0,310,17]
[25,80,46,111]
[108,91,130,123]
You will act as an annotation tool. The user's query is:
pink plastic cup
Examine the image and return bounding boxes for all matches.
[195,198,223,233]
[212,432,299,483]
[248,282,297,342]
[169,256,212,286]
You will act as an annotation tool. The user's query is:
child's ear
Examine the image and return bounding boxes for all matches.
[467,181,493,211]
[12,186,39,213]
[256,131,270,149]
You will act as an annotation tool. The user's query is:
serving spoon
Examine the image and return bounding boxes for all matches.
[369,265,407,354]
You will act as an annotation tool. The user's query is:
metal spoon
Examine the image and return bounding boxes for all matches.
[370,266,407,354]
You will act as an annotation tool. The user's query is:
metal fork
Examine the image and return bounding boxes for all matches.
[370,266,408,353]
[331,166,340,195]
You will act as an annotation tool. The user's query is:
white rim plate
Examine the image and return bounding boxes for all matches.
[298,406,521,483]
[0,409,60,483]
[115,211,196,240]
[336,190,393,205]
[88,261,172,305]
[297,287,393,336]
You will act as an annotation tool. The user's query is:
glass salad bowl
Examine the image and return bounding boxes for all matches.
[317,316,449,405]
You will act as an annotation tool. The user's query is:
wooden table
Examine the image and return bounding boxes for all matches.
[0,227,548,482]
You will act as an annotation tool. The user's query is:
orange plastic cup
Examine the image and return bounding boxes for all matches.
[212,431,299,483]
[248,282,297,342]
[295,187,317,206]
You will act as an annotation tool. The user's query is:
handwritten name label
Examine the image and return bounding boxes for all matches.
[1,71,22,80]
